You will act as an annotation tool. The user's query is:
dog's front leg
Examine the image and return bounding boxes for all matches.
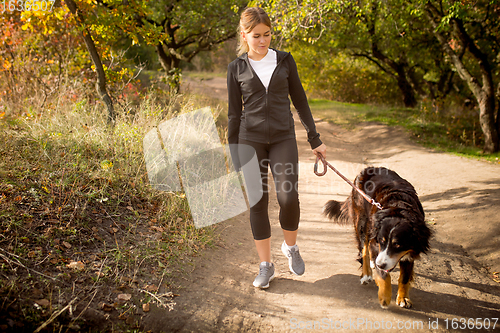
[396,259,414,308]
[370,240,391,308]
[360,243,373,284]
[374,269,391,308]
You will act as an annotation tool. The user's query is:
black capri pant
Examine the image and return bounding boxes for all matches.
[238,138,300,240]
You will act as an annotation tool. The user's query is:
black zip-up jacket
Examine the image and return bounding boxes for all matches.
[227,49,322,149]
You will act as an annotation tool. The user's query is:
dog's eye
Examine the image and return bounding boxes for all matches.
[393,242,401,249]
[380,237,386,244]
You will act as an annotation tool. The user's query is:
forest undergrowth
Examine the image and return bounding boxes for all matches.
[0,84,228,332]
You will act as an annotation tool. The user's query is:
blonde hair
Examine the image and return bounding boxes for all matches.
[237,7,272,56]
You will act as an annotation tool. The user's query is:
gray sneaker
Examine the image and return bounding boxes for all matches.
[281,241,305,275]
[253,262,275,288]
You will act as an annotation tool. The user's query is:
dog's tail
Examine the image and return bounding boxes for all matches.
[323,198,350,224]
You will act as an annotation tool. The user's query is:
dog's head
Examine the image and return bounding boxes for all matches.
[372,207,431,273]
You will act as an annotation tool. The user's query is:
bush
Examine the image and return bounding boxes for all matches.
[290,47,402,106]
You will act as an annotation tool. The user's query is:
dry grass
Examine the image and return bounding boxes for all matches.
[0,88,227,332]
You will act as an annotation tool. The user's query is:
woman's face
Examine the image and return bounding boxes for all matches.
[242,23,271,60]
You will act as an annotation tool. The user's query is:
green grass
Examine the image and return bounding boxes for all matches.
[183,71,226,80]
[309,98,500,163]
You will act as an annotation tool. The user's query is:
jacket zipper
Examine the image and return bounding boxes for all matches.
[265,51,289,144]
[244,50,290,144]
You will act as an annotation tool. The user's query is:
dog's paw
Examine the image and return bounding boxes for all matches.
[379,299,390,309]
[360,275,373,285]
[396,296,413,309]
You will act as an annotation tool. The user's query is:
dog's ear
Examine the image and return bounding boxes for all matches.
[370,208,394,239]
[412,221,432,254]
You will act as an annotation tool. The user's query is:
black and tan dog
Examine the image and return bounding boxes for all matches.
[324,167,431,308]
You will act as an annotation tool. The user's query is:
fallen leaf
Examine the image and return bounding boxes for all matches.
[125,316,135,325]
[35,299,50,307]
[100,302,114,312]
[142,303,150,312]
[144,284,158,292]
[67,261,85,270]
[117,293,132,302]
[32,288,43,298]
[127,206,134,211]
[112,227,119,233]
[117,275,128,281]
[62,241,72,249]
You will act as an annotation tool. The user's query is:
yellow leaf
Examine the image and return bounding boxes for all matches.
[2,60,11,70]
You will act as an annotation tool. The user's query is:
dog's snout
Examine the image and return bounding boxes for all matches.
[376,258,389,271]
[375,250,391,271]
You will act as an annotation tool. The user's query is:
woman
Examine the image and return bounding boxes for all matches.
[227,7,327,288]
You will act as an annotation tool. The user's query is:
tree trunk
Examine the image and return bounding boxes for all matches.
[425,3,499,153]
[395,65,418,108]
[156,42,181,93]
[365,2,417,108]
[496,82,500,133]
[477,93,498,153]
[370,48,417,108]
[66,0,115,124]
[156,42,172,72]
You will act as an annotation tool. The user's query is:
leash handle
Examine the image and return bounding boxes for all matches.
[314,154,383,210]
[314,154,327,176]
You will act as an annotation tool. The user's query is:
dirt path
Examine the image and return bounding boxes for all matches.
[142,77,500,332]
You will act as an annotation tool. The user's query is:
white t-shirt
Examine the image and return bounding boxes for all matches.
[248,49,277,91]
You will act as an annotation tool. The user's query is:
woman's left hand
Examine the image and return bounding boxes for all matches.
[313,143,327,159]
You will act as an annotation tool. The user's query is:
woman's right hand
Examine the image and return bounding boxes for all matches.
[313,143,327,159]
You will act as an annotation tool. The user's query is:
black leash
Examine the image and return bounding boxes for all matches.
[314,154,383,210]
